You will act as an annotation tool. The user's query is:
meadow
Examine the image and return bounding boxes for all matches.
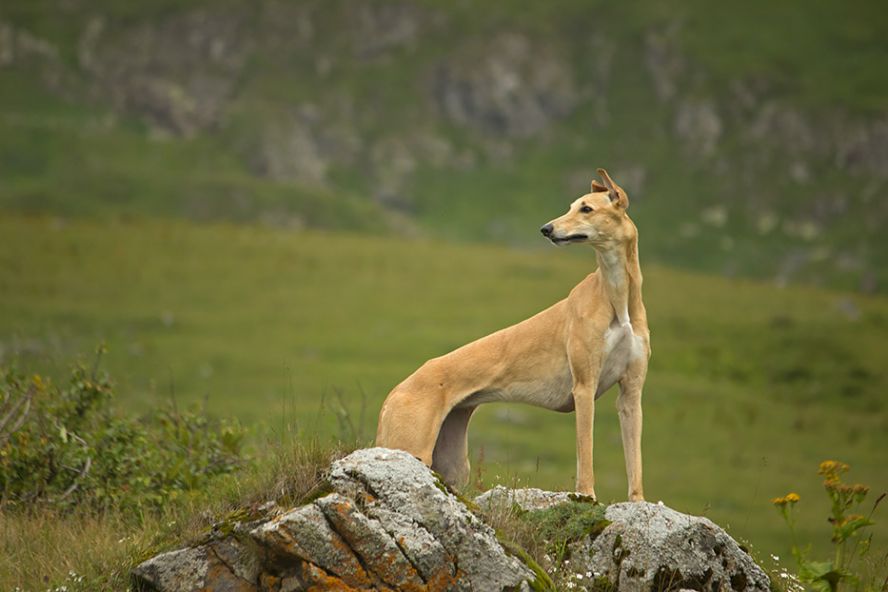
[1,214,886,571]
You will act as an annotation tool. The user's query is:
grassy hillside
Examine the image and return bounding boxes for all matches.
[2,215,886,563]
[1,0,886,291]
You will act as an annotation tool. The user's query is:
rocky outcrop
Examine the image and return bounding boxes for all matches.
[583,503,770,592]
[134,451,771,592]
[132,448,538,591]
[477,487,770,592]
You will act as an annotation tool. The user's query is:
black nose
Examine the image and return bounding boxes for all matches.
[540,223,553,237]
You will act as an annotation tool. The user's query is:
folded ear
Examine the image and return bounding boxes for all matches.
[591,180,608,192]
[596,168,629,210]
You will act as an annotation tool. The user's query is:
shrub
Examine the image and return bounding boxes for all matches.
[771,460,887,592]
[0,348,245,513]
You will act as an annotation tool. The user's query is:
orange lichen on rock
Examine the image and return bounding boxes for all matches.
[300,562,365,592]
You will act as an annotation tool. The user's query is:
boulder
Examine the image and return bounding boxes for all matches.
[476,488,770,592]
[133,448,538,591]
[584,502,770,592]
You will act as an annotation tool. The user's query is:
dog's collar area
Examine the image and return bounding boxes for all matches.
[552,234,588,244]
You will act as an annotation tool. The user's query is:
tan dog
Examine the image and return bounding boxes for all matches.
[376,169,649,501]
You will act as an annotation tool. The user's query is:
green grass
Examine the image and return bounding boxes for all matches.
[1,215,886,568]
[0,435,353,591]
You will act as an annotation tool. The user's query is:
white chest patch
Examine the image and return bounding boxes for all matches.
[596,323,644,397]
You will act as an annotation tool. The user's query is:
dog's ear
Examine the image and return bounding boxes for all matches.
[591,180,608,193]
[597,168,629,210]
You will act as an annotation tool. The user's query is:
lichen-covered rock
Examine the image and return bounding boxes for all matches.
[252,502,376,589]
[133,448,538,591]
[131,537,259,592]
[328,448,536,591]
[476,489,769,592]
[575,502,769,592]
[133,455,769,592]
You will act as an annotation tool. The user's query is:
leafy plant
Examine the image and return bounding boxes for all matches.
[772,461,886,592]
[0,347,245,513]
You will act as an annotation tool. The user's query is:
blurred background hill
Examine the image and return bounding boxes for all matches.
[1,1,887,582]
[1,0,886,291]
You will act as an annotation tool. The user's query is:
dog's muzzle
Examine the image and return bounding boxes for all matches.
[541,224,588,244]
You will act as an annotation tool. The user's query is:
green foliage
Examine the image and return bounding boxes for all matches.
[771,461,886,592]
[0,348,244,512]
[482,497,609,590]
[1,433,351,592]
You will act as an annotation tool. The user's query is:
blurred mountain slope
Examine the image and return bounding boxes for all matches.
[1,0,886,291]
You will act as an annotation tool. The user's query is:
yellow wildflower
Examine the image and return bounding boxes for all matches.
[818,460,850,482]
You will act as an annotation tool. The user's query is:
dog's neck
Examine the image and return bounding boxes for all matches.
[595,235,644,328]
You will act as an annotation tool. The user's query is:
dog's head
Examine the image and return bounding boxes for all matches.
[540,168,634,247]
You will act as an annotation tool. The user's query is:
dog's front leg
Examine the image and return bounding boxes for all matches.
[573,383,598,498]
[569,335,603,499]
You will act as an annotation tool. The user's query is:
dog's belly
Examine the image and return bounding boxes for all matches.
[453,324,644,412]
[457,364,575,412]
[596,323,645,396]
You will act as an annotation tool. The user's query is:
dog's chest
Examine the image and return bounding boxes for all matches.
[596,324,644,397]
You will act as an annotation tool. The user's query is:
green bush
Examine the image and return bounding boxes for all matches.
[0,348,245,512]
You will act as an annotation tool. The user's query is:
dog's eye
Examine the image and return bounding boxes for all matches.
[580,205,593,213]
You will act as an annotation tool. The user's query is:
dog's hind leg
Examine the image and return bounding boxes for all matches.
[432,406,476,488]
[376,389,444,466]
[617,362,646,501]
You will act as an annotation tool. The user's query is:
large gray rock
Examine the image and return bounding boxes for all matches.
[476,488,769,592]
[133,448,538,591]
[328,448,536,591]
[582,502,770,592]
